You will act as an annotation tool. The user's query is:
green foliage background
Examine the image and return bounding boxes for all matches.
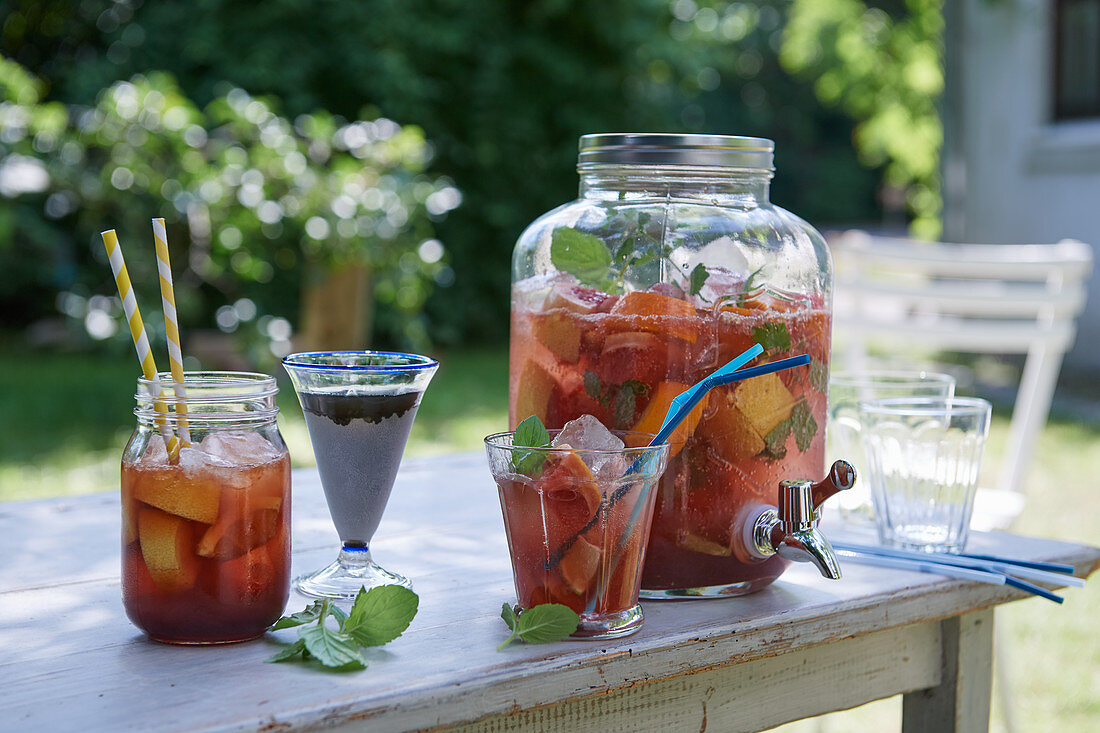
[0,0,941,348]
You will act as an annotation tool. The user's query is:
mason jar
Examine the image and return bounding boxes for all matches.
[120,371,291,643]
[508,133,831,597]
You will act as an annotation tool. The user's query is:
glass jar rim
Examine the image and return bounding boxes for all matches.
[134,371,279,425]
[135,371,278,404]
[578,133,774,170]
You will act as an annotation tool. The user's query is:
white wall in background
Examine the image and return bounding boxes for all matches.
[943,0,1100,370]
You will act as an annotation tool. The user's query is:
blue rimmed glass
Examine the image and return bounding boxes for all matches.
[283,351,438,600]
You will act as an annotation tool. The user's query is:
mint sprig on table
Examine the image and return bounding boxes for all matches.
[498,602,580,650]
[267,585,418,670]
[511,414,551,476]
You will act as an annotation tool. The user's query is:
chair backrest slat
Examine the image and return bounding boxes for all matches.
[832,230,1093,512]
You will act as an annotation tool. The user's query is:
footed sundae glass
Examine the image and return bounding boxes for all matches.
[283,351,438,600]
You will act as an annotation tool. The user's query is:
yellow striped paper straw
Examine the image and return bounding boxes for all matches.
[152,218,191,447]
[101,229,179,458]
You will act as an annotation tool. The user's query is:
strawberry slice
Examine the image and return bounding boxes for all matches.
[596,331,684,389]
[547,285,617,314]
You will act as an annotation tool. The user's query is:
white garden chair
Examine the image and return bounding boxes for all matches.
[830,230,1093,531]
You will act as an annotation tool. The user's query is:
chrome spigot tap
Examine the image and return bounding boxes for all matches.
[746,460,856,579]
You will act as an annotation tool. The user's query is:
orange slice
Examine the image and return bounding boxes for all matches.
[132,468,220,524]
[698,391,766,462]
[678,531,733,557]
[197,496,283,560]
[632,381,707,456]
[609,291,699,343]
[532,311,582,363]
[138,507,200,592]
[559,536,601,594]
[732,372,795,437]
[513,359,557,428]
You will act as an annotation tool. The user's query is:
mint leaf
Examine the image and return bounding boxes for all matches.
[753,322,791,352]
[497,603,580,650]
[610,380,649,429]
[267,586,419,671]
[271,601,325,630]
[512,414,551,475]
[613,239,634,267]
[612,386,636,429]
[515,604,580,643]
[689,263,709,297]
[626,242,663,268]
[791,401,818,453]
[551,228,612,288]
[762,418,792,460]
[500,602,518,630]
[267,638,307,663]
[515,448,549,476]
[514,414,550,448]
[743,265,765,294]
[809,359,829,393]
[300,624,366,670]
[584,370,601,400]
[344,585,419,647]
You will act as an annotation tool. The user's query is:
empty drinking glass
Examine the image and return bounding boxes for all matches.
[827,371,956,522]
[858,397,992,553]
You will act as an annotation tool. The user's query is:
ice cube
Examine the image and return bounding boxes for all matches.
[177,444,234,472]
[552,414,627,480]
[512,272,575,312]
[670,236,752,302]
[200,431,282,466]
[690,236,750,273]
[141,436,169,465]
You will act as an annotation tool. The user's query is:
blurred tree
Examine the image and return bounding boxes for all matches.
[781,0,943,238]
[0,58,456,362]
[2,0,883,346]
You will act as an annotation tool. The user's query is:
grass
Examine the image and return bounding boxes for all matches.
[2,346,1096,731]
[0,346,511,502]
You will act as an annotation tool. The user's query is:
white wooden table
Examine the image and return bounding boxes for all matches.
[2,452,1096,732]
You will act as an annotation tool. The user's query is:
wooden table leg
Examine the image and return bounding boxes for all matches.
[902,609,994,732]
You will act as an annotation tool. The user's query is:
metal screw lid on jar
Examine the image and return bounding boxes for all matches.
[577,133,774,170]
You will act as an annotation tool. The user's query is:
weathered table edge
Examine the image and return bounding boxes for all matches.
[234,543,1098,733]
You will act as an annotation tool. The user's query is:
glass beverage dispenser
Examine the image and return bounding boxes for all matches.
[508,133,841,597]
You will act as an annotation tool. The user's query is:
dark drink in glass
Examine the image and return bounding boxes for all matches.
[283,351,438,600]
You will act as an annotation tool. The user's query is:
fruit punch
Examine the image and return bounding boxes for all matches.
[509,280,829,595]
[495,449,654,619]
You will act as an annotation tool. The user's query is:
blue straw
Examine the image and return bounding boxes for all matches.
[592,350,815,613]
[957,553,1077,575]
[1004,576,1064,604]
[649,353,812,448]
[657,344,763,436]
[835,542,1071,603]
